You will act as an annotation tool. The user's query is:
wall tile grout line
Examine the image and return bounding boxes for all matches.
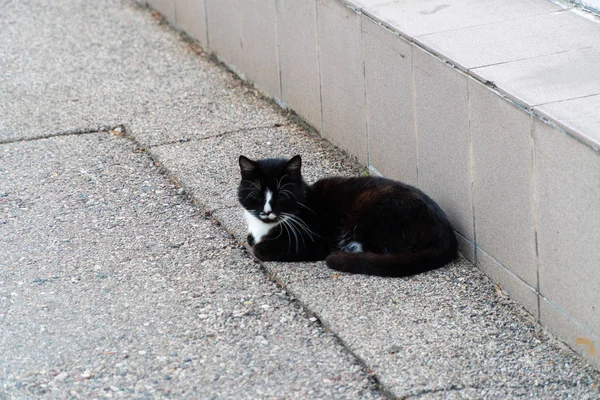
[360,14,371,167]
[476,246,539,299]
[315,0,325,136]
[274,0,284,104]
[530,114,542,320]
[540,293,600,343]
[203,0,210,51]
[410,45,420,187]
[466,77,478,266]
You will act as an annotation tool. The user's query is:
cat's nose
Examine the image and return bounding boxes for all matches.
[259,212,277,220]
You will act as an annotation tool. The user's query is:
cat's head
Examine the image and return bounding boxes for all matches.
[238,155,306,222]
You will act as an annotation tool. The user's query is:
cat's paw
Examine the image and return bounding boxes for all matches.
[252,242,277,261]
[247,233,255,246]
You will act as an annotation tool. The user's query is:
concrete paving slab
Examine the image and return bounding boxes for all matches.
[150,125,367,212]
[208,173,600,400]
[160,120,600,399]
[0,0,284,146]
[364,0,563,38]
[144,62,600,399]
[416,10,600,70]
[471,47,600,108]
[0,133,383,398]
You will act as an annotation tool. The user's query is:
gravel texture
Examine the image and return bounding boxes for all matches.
[158,128,600,399]
[0,134,383,398]
[0,0,284,146]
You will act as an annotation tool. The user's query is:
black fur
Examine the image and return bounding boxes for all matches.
[238,155,457,277]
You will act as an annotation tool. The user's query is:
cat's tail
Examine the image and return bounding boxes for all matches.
[325,246,455,277]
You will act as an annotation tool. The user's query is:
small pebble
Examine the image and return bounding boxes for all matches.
[55,372,69,381]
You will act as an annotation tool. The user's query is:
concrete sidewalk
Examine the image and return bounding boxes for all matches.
[1,0,599,398]
[0,133,381,398]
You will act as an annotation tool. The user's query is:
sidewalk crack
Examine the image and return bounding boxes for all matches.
[0,125,125,145]
[406,384,477,399]
[147,123,288,149]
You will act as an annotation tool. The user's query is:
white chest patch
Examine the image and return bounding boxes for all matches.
[244,210,279,243]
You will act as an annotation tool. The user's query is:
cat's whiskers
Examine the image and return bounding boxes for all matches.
[242,179,261,191]
[286,217,307,250]
[280,191,292,201]
[285,213,318,236]
[276,174,289,190]
[281,217,299,253]
[243,189,259,202]
[285,217,313,242]
[281,219,292,254]
[297,202,317,215]
[269,223,285,241]
[282,213,320,242]
[280,189,297,200]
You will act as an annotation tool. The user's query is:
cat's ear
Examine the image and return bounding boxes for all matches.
[284,155,302,175]
[239,155,257,175]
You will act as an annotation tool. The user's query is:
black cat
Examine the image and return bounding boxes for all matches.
[238,155,457,277]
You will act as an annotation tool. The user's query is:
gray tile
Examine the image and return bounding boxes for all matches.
[470,80,537,288]
[456,232,475,264]
[205,0,244,76]
[365,0,562,38]
[418,10,600,69]
[413,47,474,241]
[585,0,600,10]
[277,0,322,130]
[176,0,208,49]
[148,0,176,23]
[342,0,392,10]
[540,296,600,369]
[317,0,368,163]
[363,16,417,186]
[476,248,539,318]
[239,0,281,99]
[472,47,600,107]
[534,119,600,336]
[535,94,600,151]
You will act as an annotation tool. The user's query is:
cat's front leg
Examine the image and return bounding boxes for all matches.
[247,233,255,247]
[252,240,282,261]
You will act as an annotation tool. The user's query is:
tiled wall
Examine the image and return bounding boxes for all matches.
[146,0,600,369]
